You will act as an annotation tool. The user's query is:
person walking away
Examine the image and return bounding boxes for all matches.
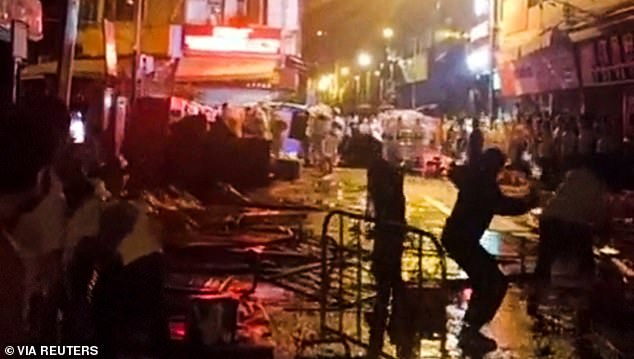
[597,121,620,155]
[578,119,597,159]
[442,148,537,352]
[538,120,556,187]
[0,101,67,348]
[560,120,579,171]
[366,139,406,359]
[529,155,612,315]
[468,121,484,165]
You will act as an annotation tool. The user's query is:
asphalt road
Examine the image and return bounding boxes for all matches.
[257,168,596,359]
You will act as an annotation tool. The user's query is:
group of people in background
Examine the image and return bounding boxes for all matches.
[442,112,627,186]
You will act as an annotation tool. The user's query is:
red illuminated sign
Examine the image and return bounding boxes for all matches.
[184,25,281,54]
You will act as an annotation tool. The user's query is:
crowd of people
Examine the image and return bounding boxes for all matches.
[364,110,630,356]
[1,96,631,358]
[441,113,627,187]
[0,98,167,356]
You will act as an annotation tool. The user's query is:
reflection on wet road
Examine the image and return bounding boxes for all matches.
[257,168,595,359]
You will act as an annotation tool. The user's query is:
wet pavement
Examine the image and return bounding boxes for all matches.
[248,168,598,359]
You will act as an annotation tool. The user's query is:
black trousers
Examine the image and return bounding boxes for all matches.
[442,235,508,331]
[368,230,404,359]
[534,217,594,281]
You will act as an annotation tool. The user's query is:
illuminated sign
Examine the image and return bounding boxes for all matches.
[469,21,489,42]
[184,26,281,54]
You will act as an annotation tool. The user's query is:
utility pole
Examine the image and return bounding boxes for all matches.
[131,0,144,103]
[57,0,81,106]
[365,70,371,104]
[489,0,498,118]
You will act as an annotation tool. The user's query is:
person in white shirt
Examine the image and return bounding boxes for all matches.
[359,118,371,135]
[322,124,343,174]
[307,114,332,166]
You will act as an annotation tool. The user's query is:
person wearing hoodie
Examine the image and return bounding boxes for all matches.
[442,148,537,352]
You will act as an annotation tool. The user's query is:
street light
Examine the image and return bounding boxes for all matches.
[316,30,325,37]
[357,52,372,68]
[317,73,334,92]
[382,27,394,40]
[340,66,350,76]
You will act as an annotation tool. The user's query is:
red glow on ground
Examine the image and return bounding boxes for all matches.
[169,320,186,340]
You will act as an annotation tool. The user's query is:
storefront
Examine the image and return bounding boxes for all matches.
[577,22,634,139]
[176,24,305,105]
[499,40,581,115]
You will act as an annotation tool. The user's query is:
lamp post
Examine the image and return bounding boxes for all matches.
[338,67,350,103]
[57,0,81,106]
[374,70,382,104]
[382,27,394,101]
[354,75,361,105]
[357,52,372,103]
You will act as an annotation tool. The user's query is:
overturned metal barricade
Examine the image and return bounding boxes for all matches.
[305,210,448,358]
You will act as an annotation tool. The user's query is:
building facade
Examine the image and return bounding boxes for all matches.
[390,0,477,113]
[496,0,634,138]
[24,0,305,105]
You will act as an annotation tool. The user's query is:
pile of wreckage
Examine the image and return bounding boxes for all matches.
[140,184,331,358]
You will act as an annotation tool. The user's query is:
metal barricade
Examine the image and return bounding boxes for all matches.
[309,209,447,358]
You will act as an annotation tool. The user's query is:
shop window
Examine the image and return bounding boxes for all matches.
[79,0,100,24]
[246,0,266,25]
[115,0,134,21]
[104,0,135,22]
[185,0,223,24]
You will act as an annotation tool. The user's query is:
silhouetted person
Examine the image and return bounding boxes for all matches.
[0,100,68,347]
[468,122,484,165]
[366,139,406,359]
[529,155,612,316]
[442,148,537,352]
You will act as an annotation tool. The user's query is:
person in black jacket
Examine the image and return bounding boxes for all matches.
[442,148,537,352]
[366,139,406,359]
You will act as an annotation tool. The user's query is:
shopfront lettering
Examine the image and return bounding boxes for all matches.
[184,25,281,54]
[589,32,634,85]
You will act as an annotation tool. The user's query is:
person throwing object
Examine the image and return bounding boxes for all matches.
[442,148,537,352]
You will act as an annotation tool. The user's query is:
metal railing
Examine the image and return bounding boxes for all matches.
[309,209,447,358]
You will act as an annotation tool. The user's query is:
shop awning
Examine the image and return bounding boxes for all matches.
[175,54,280,83]
[568,5,634,42]
[22,58,133,80]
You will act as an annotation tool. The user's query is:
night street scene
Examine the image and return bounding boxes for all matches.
[2,0,634,358]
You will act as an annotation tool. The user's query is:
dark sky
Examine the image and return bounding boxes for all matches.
[303,0,474,69]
